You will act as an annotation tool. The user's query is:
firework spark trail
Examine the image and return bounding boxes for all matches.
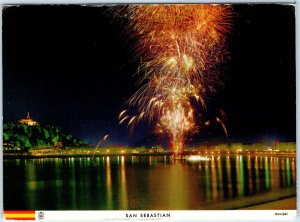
[114,5,232,153]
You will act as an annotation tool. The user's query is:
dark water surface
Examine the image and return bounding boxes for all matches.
[3,155,296,210]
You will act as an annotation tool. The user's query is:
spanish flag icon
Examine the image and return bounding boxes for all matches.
[3,210,36,220]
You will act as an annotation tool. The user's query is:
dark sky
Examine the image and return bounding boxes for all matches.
[3,4,296,146]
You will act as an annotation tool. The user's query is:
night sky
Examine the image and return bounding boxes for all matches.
[3,4,295,146]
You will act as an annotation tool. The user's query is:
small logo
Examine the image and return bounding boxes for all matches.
[38,211,44,220]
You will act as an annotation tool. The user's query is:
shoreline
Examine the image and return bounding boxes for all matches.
[203,187,296,210]
[239,197,297,210]
[3,151,296,159]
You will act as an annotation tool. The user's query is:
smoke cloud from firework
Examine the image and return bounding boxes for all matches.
[115,5,232,152]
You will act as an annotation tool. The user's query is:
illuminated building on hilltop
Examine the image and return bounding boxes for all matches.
[19,112,38,126]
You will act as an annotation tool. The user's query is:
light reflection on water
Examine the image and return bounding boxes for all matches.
[3,155,296,210]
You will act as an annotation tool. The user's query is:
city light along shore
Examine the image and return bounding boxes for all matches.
[3,142,296,159]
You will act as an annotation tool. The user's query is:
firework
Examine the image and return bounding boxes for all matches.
[114,4,232,154]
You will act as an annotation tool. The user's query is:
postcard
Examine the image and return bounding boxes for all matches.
[1,2,296,221]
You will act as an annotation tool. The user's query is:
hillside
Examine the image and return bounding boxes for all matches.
[3,122,88,151]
